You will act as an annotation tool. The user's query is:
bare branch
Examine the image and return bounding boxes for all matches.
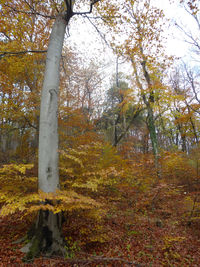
[85,15,109,46]
[175,21,200,51]
[183,64,200,104]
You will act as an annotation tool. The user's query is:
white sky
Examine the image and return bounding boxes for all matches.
[65,0,199,83]
[151,0,195,60]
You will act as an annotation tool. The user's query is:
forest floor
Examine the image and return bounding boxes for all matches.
[0,182,200,266]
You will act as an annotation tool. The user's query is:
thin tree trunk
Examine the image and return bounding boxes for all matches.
[132,56,160,175]
[147,106,158,157]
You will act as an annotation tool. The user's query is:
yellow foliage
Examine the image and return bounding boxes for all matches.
[0,164,33,175]
[60,150,84,168]
[60,142,125,194]
[0,141,130,227]
[0,141,139,240]
[184,195,200,222]
[161,151,197,184]
[0,188,101,217]
[162,235,186,261]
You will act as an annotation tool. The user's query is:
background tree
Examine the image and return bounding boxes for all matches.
[101,0,172,173]
[0,0,52,161]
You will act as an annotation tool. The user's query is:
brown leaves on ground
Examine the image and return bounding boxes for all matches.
[0,180,200,266]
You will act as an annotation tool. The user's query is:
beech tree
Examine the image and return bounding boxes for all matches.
[102,0,171,173]
[12,0,102,260]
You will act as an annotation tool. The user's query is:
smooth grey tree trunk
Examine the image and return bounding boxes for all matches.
[21,0,101,260]
[22,13,68,261]
[38,14,67,193]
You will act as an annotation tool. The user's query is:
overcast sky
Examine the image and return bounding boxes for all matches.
[65,0,199,82]
[156,0,197,58]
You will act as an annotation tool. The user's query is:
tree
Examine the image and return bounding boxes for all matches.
[59,56,103,149]
[104,0,171,173]
[9,0,102,260]
[99,74,143,147]
[168,66,200,151]
[0,0,51,161]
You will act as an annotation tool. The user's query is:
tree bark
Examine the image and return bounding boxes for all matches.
[38,14,67,192]
[131,58,160,175]
[22,210,65,261]
[22,13,68,261]
[21,0,101,260]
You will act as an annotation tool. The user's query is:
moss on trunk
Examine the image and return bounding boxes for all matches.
[22,210,66,262]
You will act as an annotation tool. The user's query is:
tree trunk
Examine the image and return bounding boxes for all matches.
[22,13,68,261]
[20,0,100,260]
[147,106,158,157]
[140,58,160,176]
[38,14,67,192]
[22,210,65,261]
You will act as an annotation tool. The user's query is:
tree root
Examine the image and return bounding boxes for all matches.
[21,210,66,262]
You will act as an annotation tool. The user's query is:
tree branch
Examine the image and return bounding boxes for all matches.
[0,32,11,41]
[24,116,38,130]
[0,50,47,58]
[73,0,101,16]
[114,107,145,146]
[4,4,55,19]
[85,15,109,46]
